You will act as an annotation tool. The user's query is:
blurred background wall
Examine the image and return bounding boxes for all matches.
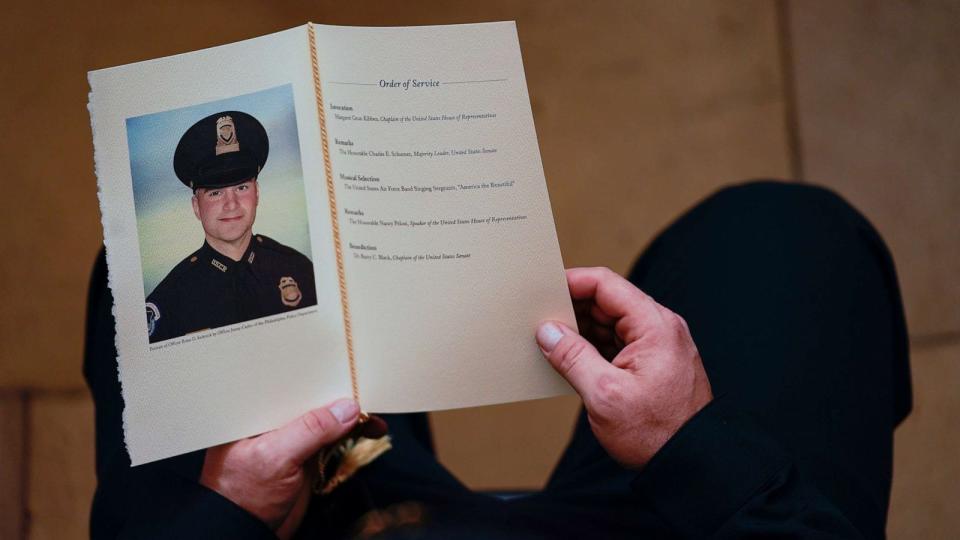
[0,1,957,538]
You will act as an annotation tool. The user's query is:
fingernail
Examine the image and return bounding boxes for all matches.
[330,399,359,424]
[536,322,565,352]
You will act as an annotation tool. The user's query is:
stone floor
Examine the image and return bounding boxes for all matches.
[1,1,957,538]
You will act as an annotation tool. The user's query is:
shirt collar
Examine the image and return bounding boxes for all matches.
[199,238,257,273]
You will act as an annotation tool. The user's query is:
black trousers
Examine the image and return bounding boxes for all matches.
[87,180,911,539]
[295,181,911,539]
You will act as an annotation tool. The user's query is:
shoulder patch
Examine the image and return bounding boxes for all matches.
[146,302,161,337]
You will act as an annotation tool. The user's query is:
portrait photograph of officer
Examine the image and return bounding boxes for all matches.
[126,84,317,343]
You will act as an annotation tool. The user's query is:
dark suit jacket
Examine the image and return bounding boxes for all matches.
[86,248,874,539]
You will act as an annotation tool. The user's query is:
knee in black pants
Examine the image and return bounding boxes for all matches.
[627,179,910,535]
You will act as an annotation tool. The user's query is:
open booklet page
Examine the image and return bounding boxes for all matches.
[90,26,352,465]
[314,22,576,411]
[90,22,575,465]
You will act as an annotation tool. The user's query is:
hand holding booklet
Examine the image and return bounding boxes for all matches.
[89,22,575,465]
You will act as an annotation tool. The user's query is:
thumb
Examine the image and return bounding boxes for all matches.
[537,321,620,400]
[260,398,360,465]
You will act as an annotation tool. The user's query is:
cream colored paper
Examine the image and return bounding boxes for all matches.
[90,22,574,465]
[313,22,575,412]
[90,26,352,465]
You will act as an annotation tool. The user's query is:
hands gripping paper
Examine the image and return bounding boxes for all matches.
[89,22,575,465]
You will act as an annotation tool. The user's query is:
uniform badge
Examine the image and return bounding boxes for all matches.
[146,302,161,337]
[279,276,303,307]
[215,115,240,155]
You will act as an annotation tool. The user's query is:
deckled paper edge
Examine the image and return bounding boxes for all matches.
[87,73,133,462]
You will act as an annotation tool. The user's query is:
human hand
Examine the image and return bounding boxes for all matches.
[536,267,713,470]
[200,399,386,539]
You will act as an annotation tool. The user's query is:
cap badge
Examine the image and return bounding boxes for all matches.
[215,115,240,156]
[279,276,303,307]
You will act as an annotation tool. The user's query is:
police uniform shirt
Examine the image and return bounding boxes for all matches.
[145,234,317,343]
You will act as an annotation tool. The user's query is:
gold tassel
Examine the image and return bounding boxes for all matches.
[314,435,392,495]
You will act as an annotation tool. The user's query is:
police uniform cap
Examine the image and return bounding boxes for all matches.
[173,110,269,190]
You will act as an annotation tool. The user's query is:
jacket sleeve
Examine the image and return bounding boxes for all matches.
[84,249,276,540]
[630,397,864,539]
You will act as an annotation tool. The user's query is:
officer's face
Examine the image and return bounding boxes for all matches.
[191,179,259,245]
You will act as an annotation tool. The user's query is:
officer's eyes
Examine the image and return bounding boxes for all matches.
[237,185,249,192]
[207,190,222,198]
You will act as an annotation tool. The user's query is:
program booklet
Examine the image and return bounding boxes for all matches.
[89,22,575,465]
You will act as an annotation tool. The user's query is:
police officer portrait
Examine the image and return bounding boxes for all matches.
[126,84,317,344]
